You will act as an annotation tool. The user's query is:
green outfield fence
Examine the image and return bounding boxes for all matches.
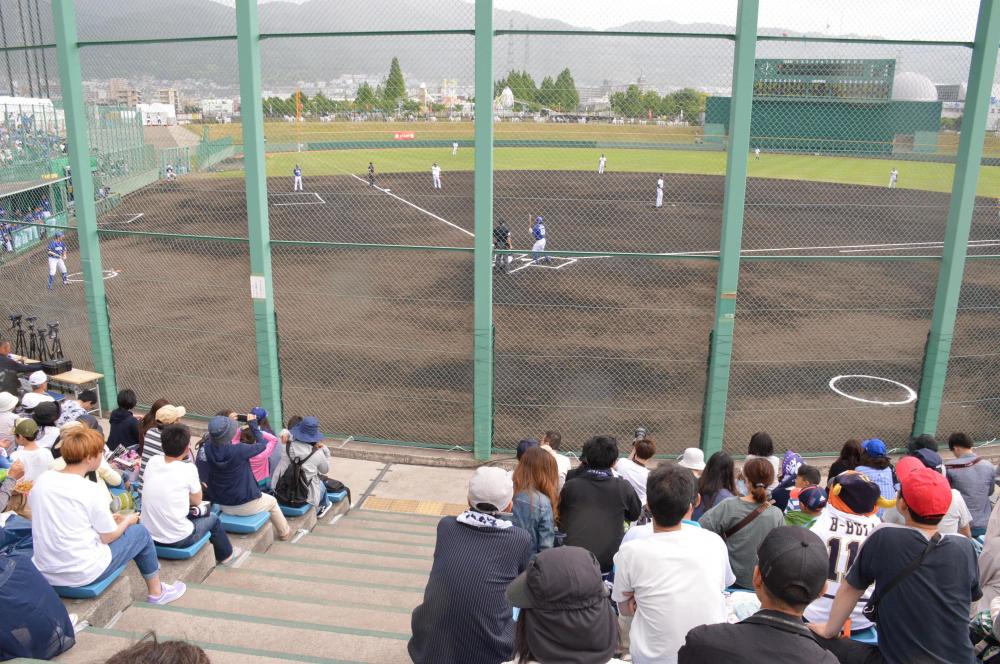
[0,1,999,460]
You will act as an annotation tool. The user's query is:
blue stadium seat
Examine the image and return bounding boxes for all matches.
[327,489,348,504]
[279,503,312,517]
[218,511,269,534]
[45,391,65,403]
[53,565,125,599]
[155,532,211,560]
[851,626,878,644]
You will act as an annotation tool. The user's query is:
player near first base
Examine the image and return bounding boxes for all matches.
[655,176,664,208]
[293,164,303,191]
[47,231,69,290]
[530,216,549,264]
[431,162,442,189]
[754,147,760,160]
[452,142,459,156]
[888,168,898,189]
[598,153,606,174]
[368,162,376,187]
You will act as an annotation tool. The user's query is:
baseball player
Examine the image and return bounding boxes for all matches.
[431,162,442,189]
[452,142,459,156]
[368,162,376,187]
[655,176,664,208]
[598,153,606,174]
[46,231,68,290]
[888,167,898,188]
[493,222,512,272]
[530,216,549,264]
[293,164,303,191]
[754,147,760,160]
[165,163,175,181]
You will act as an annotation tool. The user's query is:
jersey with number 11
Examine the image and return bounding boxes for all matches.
[803,507,881,631]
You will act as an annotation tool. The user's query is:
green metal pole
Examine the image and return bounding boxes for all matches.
[699,0,759,457]
[236,0,283,426]
[472,0,494,461]
[912,0,1000,438]
[50,0,117,411]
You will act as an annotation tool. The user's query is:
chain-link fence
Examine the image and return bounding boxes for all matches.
[1,1,998,458]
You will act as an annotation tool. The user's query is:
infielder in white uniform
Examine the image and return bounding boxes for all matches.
[431,163,442,189]
[754,147,761,160]
[888,168,898,189]
[293,164,303,191]
[452,142,459,156]
[655,176,664,208]
[598,153,606,174]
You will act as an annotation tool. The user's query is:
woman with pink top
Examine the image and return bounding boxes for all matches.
[226,407,279,489]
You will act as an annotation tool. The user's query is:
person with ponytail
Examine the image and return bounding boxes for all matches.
[511,447,560,554]
[700,457,784,589]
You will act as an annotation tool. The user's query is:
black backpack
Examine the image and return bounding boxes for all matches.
[273,442,318,507]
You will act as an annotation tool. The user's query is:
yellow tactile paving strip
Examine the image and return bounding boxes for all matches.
[363,495,466,516]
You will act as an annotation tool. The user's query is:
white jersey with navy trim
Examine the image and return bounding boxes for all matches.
[803,506,881,631]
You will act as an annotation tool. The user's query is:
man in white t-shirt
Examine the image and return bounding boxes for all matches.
[540,430,571,489]
[613,462,734,664]
[28,426,186,604]
[616,438,656,506]
[142,423,241,565]
[803,470,882,632]
[10,417,52,481]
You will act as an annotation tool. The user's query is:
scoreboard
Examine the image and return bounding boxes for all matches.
[753,59,896,100]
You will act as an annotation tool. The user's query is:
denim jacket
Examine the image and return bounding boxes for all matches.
[511,490,555,554]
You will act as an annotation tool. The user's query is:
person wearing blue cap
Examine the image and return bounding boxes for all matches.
[46,230,69,290]
[271,415,333,518]
[854,439,897,516]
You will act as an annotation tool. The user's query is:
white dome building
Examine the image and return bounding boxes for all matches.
[892,72,938,101]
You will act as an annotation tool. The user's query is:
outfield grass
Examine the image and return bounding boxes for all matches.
[256,147,1000,197]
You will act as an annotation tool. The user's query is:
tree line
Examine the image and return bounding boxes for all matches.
[609,85,708,122]
[493,69,580,113]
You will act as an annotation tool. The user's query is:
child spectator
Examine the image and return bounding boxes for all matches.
[28,427,186,604]
[271,416,332,517]
[679,527,837,663]
[107,388,141,450]
[409,467,533,664]
[692,452,737,521]
[55,389,97,427]
[506,546,623,664]
[785,485,827,528]
[945,432,996,538]
[775,463,821,513]
[613,463,733,663]
[854,438,896,511]
[826,439,862,489]
[616,438,656,505]
[539,430,570,489]
[10,418,52,481]
[511,446,559,554]
[32,401,60,449]
[142,423,242,566]
[700,458,784,589]
[141,404,185,477]
[812,457,980,663]
[803,471,884,633]
[559,435,642,574]
[204,414,292,541]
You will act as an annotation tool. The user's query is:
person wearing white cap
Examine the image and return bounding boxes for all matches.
[677,448,706,478]
[27,370,51,395]
[19,391,53,413]
[0,391,18,440]
[408,467,533,664]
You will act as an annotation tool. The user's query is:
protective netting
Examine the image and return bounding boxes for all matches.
[0,1,996,458]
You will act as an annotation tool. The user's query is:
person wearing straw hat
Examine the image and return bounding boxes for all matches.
[140,404,186,478]
[677,448,706,478]
[505,546,624,664]
[271,416,332,518]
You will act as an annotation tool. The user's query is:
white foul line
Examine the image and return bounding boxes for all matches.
[351,174,474,238]
[661,238,1000,257]
[838,239,1000,253]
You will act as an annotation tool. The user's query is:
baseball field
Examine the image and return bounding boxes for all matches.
[4,140,998,455]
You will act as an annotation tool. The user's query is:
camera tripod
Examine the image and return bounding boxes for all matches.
[8,315,27,357]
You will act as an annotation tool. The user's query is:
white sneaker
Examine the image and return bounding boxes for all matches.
[220,547,246,567]
[317,502,333,519]
[148,581,187,605]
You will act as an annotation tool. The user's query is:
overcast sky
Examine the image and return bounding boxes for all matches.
[241,0,983,41]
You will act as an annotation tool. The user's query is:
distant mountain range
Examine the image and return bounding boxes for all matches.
[2,0,976,92]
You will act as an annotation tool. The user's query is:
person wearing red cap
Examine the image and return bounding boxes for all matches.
[811,457,981,664]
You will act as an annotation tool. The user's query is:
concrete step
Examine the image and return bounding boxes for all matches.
[266,541,433,572]
[290,531,435,557]
[204,567,423,610]
[309,523,437,545]
[111,603,411,663]
[345,510,445,525]
[334,515,441,534]
[241,553,428,589]
[56,629,290,664]
[170,583,411,634]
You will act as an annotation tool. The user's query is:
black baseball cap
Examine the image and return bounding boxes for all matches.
[757,526,828,605]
